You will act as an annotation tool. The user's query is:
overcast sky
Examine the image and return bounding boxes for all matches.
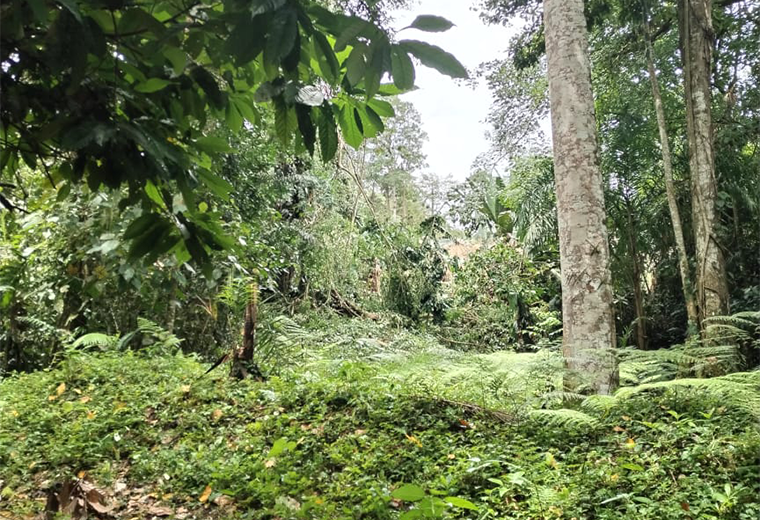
[391,1,518,182]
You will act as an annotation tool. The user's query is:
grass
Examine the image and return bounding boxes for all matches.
[1,316,759,520]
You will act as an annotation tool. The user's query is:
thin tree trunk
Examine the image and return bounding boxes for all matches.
[644,20,700,331]
[625,201,647,350]
[678,0,730,323]
[544,0,617,394]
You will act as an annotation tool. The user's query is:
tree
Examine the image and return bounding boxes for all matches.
[642,6,699,331]
[544,0,617,393]
[0,0,467,268]
[678,0,730,322]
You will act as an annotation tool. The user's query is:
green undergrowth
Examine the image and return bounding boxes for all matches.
[1,329,759,519]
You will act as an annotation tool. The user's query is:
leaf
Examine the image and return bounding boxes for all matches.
[367,99,394,118]
[337,105,362,149]
[391,484,425,502]
[334,17,371,52]
[163,47,186,76]
[399,40,468,79]
[318,105,338,161]
[363,41,388,98]
[312,33,340,83]
[296,105,316,155]
[390,47,415,91]
[199,485,212,503]
[56,383,66,396]
[227,14,266,64]
[124,213,161,240]
[273,98,292,145]
[197,169,234,199]
[345,46,366,87]
[444,496,478,510]
[195,136,233,154]
[269,437,289,457]
[407,15,455,32]
[621,463,644,471]
[265,7,298,65]
[135,78,172,93]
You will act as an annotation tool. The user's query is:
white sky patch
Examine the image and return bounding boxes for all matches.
[392,1,519,181]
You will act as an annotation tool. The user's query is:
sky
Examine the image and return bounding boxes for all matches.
[391,1,518,182]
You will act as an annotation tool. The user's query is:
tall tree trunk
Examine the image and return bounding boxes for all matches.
[678,0,730,323]
[644,21,700,331]
[544,0,617,394]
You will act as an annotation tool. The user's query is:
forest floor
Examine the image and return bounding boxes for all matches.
[1,314,759,520]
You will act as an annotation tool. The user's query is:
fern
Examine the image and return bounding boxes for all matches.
[137,318,183,352]
[70,333,118,350]
[528,409,600,430]
[614,371,760,419]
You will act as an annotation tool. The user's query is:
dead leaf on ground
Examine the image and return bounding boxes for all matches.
[79,396,91,404]
[198,485,212,503]
[56,383,66,396]
[45,478,115,519]
[211,409,223,422]
[147,505,173,517]
[213,495,234,507]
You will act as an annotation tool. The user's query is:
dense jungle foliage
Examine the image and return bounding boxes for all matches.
[1,0,759,518]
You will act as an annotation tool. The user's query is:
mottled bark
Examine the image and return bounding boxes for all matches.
[644,23,699,331]
[544,0,617,394]
[678,0,730,322]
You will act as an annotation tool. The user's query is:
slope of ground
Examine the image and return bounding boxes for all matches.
[1,318,759,520]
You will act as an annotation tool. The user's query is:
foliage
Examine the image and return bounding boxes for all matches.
[446,241,560,351]
[2,327,759,519]
[1,0,466,266]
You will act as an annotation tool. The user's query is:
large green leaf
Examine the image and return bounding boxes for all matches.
[265,7,298,65]
[390,47,415,91]
[399,40,468,79]
[345,45,366,87]
[337,105,362,149]
[407,15,455,32]
[197,169,234,200]
[135,78,172,93]
[296,104,316,155]
[312,33,340,83]
[195,136,233,154]
[391,484,425,502]
[444,497,478,510]
[318,105,339,160]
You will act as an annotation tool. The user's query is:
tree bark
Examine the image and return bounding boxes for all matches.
[678,0,730,323]
[644,21,700,331]
[544,0,617,394]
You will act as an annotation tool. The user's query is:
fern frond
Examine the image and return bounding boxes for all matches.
[528,409,600,429]
[614,371,760,419]
[70,333,118,350]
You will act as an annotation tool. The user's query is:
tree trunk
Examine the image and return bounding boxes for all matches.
[544,0,617,394]
[678,0,730,323]
[625,201,647,350]
[230,283,262,379]
[644,23,700,332]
